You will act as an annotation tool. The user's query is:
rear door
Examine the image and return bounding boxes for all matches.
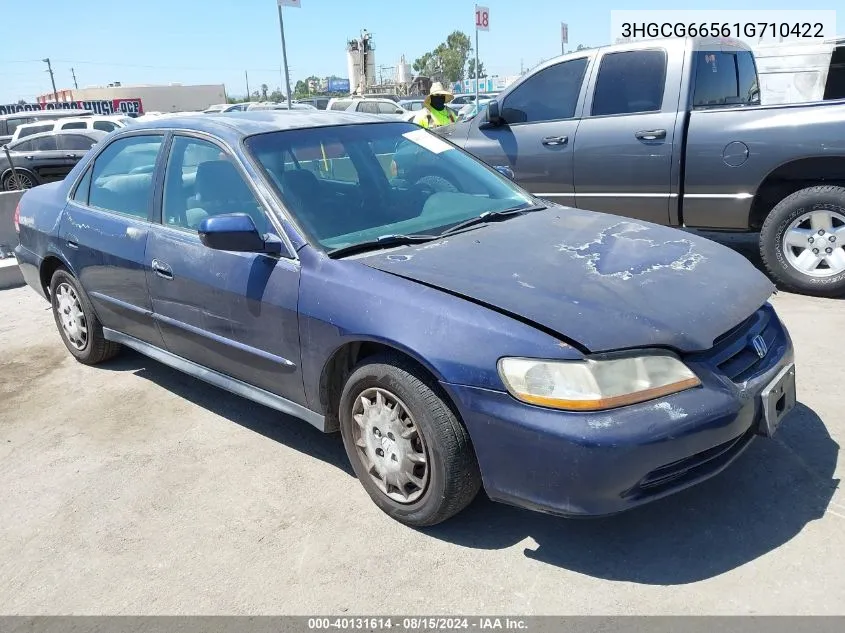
[60,133,166,346]
[461,56,591,206]
[573,47,681,224]
[145,133,305,404]
[11,136,69,184]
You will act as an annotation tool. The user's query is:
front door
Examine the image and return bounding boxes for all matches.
[59,133,166,346]
[462,56,591,207]
[11,135,73,184]
[145,134,305,405]
[573,48,680,224]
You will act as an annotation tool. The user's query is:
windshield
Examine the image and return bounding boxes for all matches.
[245,122,532,252]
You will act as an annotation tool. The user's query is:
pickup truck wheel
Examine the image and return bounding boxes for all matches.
[339,353,481,526]
[760,185,845,297]
[49,268,121,364]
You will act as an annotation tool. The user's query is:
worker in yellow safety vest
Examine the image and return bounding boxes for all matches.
[413,82,458,128]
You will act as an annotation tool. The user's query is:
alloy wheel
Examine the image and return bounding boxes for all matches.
[782,210,845,277]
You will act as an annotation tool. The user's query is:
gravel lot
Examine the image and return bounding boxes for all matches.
[0,278,842,615]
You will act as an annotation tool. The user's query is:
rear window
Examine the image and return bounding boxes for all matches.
[59,135,98,151]
[692,51,760,108]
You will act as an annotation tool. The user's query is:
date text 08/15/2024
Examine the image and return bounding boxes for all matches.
[307,617,528,630]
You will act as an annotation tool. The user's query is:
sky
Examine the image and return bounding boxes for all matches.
[0,0,840,104]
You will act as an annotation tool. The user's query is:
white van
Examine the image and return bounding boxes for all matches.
[11,115,134,142]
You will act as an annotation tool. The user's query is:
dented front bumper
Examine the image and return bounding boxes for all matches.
[440,325,795,517]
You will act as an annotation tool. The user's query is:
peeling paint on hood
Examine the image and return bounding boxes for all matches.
[359,207,775,353]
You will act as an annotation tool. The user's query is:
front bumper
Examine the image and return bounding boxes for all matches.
[443,314,795,518]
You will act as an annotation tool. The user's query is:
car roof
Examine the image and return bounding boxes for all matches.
[122,110,392,142]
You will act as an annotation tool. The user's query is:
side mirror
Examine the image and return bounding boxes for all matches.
[395,108,404,114]
[480,99,503,128]
[494,165,515,180]
[197,214,282,254]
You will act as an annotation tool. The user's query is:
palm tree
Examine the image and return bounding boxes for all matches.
[260,84,269,100]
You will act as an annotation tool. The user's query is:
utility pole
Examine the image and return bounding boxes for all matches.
[245,70,250,101]
[71,67,79,90]
[43,58,59,104]
[277,2,293,109]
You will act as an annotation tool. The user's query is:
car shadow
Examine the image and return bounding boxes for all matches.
[99,349,354,476]
[99,352,837,585]
[423,402,838,584]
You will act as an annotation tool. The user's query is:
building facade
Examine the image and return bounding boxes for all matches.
[37,83,227,113]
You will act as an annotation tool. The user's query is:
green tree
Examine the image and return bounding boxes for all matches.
[413,30,473,83]
[294,75,320,99]
[260,83,269,100]
[269,88,284,102]
[467,58,486,79]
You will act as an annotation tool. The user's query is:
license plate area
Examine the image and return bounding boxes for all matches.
[758,363,796,437]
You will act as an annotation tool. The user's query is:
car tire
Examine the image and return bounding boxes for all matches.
[760,185,845,297]
[2,170,35,191]
[339,353,481,526]
[49,268,121,364]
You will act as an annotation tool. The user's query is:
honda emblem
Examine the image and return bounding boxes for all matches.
[751,335,768,359]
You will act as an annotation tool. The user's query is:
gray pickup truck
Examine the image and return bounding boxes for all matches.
[437,37,845,296]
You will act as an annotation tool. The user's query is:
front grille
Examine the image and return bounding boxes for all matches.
[692,305,783,383]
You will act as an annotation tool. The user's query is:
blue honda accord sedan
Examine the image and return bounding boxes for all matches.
[13,111,797,526]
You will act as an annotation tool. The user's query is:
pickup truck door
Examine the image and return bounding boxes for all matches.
[573,47,683,224]
[461,56,591,206]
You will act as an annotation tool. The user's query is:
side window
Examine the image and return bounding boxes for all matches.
[10,139,35,152]
[501,57,589,123]
[72,167,93,204]
[59,135,98,151]
[357,101,379,114]
[162,136,268,233]
[60,121,87,130]
[693,51,761,108]
[591,50,667,116]
[88,135,164,219]
[18,124,53,139]
[6,118,34,135]
[93,121,118,132]
[32,136,58,151]
[378,101,399,114]
[330,99,352,111]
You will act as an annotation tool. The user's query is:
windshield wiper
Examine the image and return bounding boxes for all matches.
[439,203,546,237]
[328,233,438,258]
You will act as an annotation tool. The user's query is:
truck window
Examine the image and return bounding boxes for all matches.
[591,50,667,116]
[693,51,761,108]
[501,57,588,124]
[823,45,845,100]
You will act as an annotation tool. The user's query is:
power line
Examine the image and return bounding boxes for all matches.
[52,59,286,73]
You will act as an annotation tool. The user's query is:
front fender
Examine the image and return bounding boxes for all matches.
[296,248,581,414]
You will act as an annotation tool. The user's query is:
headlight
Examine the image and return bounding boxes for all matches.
[498,354,701,411]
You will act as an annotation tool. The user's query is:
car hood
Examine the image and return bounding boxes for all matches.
[358,208,775,353]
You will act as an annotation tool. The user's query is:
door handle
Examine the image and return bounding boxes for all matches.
[541,136,568,147]
[23,155,34,160]
[151,259,173,280]
[65,154,77,158]
[635,129,667,141]
[66,239,79,250]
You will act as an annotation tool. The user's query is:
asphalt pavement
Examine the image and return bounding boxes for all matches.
[0,284,842,615]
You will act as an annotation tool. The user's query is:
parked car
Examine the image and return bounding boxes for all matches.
[326,97,408,118]
[295,97,331,110]
[1,129,106,190]
[440,37,845,296]
[14,111,796,526]
[246,102,318,111]
[204,103,250,114]
[456,99,490,122]
[0,109,92,145]
[11,115,134,142]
